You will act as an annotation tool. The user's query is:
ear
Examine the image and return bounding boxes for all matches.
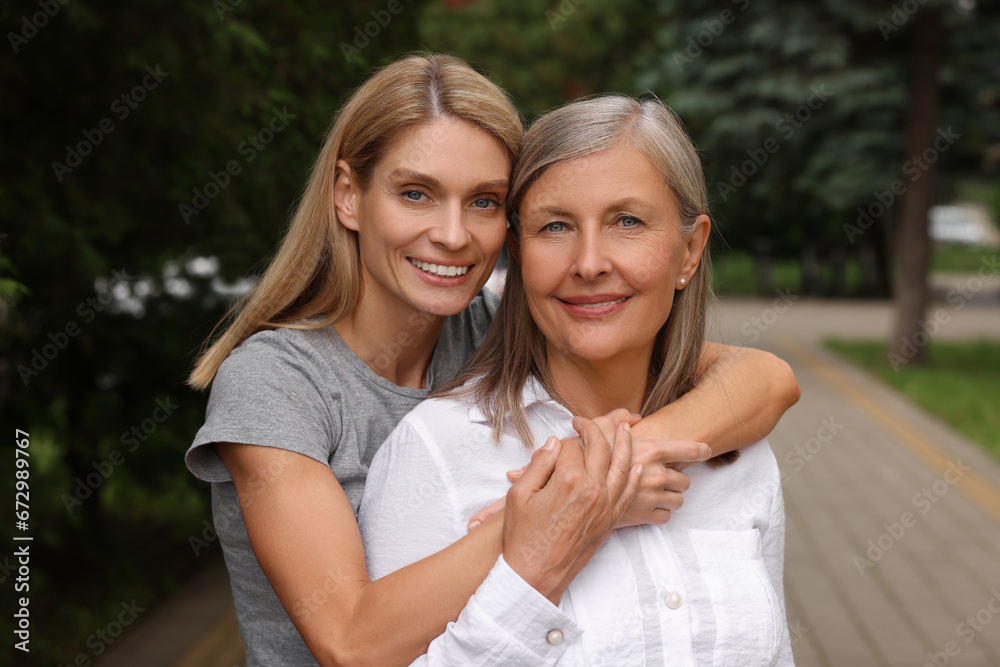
[678,214,711,287]
[333,159,361,232]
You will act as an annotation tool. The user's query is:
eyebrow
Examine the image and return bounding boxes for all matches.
[386,168,509,193]
[525,205,575,219]
[525,198,651,220]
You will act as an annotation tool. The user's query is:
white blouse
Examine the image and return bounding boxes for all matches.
[359,378,794,666]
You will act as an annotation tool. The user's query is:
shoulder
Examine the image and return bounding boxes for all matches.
[222,326,333,374]
[681,438,781,517]
[372,388,487,475]
[212,326,346,398]
[187,327,344,482]
[396,391,481,450]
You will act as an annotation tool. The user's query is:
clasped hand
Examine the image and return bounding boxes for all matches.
[468,409,711,532]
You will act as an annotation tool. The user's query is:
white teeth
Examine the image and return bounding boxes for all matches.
[410,258,470,277]
[578,297,628,308]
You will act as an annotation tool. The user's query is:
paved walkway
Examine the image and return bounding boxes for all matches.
[98,298,999,667]
[711,298,1000,667]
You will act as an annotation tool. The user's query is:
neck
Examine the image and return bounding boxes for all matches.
[334,293,445,390]
[546,343,653,418]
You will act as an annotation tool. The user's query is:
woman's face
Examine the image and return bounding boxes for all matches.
[336,116,510,318]
[517,143,709,365]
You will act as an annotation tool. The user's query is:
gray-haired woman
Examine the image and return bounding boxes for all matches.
[361,94,794,665]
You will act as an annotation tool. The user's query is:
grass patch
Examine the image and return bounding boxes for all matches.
[824,339,1000,461]
[932,244,998,273]
[711,251,867,296]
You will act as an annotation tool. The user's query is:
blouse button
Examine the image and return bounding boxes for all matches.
[546,628,564,645]
[664,591,683,609]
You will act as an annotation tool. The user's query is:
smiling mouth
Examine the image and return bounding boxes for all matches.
[408,258,471,277]
[559,296,630,308]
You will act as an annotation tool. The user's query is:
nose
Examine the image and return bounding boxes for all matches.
[426,201,472,250]
[573,227,613,281]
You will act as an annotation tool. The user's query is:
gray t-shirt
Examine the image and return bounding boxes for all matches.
[185,289,498,667]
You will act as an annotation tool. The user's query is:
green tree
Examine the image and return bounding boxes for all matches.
[637,0,1000,303]
[419,0,655,117]
[1,1,423,662]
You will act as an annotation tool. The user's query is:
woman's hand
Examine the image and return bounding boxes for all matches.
[467,410,710,531]
[587,408,711,527]
[501,418,641,605]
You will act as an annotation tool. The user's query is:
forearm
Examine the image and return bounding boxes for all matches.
[335,515,503,667]
[413,555,582,666]
[633,344,799,456]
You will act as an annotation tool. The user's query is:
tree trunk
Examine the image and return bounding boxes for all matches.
[890,11,944,366]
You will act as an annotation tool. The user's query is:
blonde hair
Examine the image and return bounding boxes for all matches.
[189,53,522,390]
[445,95,725,460]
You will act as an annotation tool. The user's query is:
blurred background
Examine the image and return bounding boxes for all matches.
[2,0,999,665]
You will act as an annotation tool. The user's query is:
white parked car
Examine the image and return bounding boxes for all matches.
[929,204,994,246]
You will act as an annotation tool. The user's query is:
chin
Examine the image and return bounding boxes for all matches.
[416,295,474,318]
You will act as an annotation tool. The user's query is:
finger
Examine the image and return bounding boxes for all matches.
[610,463,643,524]
[506,467,525,482]
[574,416,612,478]
[660,468,692,494]
[591,408,640,444]
[657,440,712,466]
[605,421,634,498]
[654,490,685,512]
[647,507,672,525]
[551,435,586,482]
[512,437,561,493]
[468,496,505,532]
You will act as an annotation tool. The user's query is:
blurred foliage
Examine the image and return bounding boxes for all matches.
[423,0,1000,296]
[420,0,656,116]
[3,0,1000,663]
[637,0,1000,293]
[1,0,424,662]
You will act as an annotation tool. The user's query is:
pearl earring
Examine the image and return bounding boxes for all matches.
[679,278,686,286]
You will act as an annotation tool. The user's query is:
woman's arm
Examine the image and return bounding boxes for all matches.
[217,442,501,667]
[632,342,800,455]
[217,425,637,667]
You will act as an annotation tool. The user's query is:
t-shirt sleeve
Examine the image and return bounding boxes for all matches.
[185,331,338,482]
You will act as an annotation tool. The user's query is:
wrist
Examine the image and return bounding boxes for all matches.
[504,555,568,604]
[629,413,673,442]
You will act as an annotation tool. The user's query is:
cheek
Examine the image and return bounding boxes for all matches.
[520,244,567,297]
[481,222,508,255]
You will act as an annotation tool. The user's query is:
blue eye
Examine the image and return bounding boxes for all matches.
[473,197,498,209]
[544,222,566,233]
[403,190,426,201]
[620,216,641,228]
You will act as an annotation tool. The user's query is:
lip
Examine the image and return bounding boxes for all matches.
[409,257,472,268]
[407,256,474,287]
[557,293,631,318]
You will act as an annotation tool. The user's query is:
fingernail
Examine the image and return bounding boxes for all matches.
[623,423,631,433]
[543,437,558,450]
[468,520,481,531]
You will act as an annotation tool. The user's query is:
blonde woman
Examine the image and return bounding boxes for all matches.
[186,55,799,667]
[361,95,794,665]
